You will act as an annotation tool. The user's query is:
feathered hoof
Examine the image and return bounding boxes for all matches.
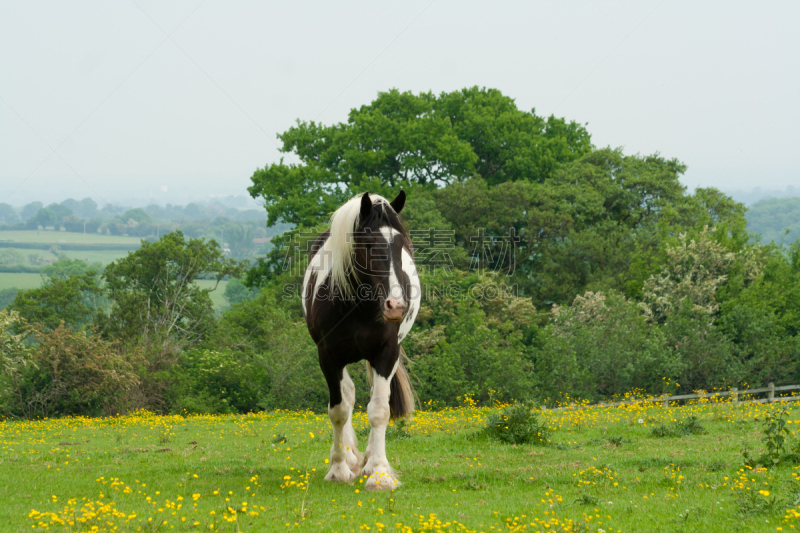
[360,459,374,478]
[325,461,358,483]
[365,470,400,491]
[346,449,361,476]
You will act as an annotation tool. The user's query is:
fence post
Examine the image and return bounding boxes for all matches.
[732,387,738,405]
[769,382,775,402]
[662,393,669,409]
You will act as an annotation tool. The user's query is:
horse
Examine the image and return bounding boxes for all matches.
[302,191,421,491]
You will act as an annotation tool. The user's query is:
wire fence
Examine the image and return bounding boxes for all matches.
[543,383,800,412]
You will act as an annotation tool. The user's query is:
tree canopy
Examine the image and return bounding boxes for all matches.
[248,87,592,228]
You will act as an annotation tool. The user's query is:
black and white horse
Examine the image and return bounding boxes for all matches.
[302,191,421,490]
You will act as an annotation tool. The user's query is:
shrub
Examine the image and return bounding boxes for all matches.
[408,294,535,407]
[223,278,259,306]
[203,292,329,411]
[168,349,261,414]
[484,403,548,445]
[0,323,138,418]
[0,309,30,374]
[0,288,18,311]
[651,416,706,438]
[535,291,680,402]
[741,408,800,467]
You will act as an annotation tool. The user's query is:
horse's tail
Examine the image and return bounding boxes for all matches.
[366,347,418,419]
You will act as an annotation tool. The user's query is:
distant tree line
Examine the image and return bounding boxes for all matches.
[1,87,799,419]
[0,198,272,240]
[747,197,800,245]
[0,198,290,267]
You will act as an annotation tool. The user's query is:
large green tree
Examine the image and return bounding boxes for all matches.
[11,271,104,331]
[102,231,242,344]
[248,87,591,229]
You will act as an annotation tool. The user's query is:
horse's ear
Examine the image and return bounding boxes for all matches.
[360,192,372,220]
[390,190,406,214]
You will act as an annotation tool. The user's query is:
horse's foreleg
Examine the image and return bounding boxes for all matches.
[363,362,399,491]
[325,367,359,482]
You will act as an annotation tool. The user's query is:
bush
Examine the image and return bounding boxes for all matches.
[0,323,138,418]
[484,403,549,445]
[0,288,18,310]
[651,416,706,438]
[407,287,535,407]
[169,349,261,414]
[535,291,680,402]
[0,249,24,266]
[0,310,30,374]
[203,292,329,411]
[741,408,800,467]
[223,278,259,306]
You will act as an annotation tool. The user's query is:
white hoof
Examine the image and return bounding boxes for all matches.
[325,461,358,483]
[345,448,361,475]
[365,470,400,491]
[360,457,374,477]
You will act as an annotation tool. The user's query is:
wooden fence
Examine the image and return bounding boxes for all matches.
[543,382,800,412]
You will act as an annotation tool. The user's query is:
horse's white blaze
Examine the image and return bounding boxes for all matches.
[380,226,404,303]
[398,248,421,343]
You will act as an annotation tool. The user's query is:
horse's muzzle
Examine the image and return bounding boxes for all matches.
[383,298,407,322]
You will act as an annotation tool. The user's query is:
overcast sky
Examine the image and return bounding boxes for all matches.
[1,1,798,208]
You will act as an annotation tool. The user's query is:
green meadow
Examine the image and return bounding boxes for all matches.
[0,275,230,312]
[0,230,141,245]
[4,400,800,532]
[1,230,232,311]
[0,273,43,291]
[0,248,132,268]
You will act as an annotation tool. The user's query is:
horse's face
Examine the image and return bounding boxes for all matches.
[353,193,408,323]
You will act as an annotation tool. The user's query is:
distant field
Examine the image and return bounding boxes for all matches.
[0,230,143,245]
[57,249,134,267]
[0,229,229,311]
[0,274,230,311]
[195,279,230,311]
[0,248,131,268]
[0,247,58,265]
[0,273,43,291]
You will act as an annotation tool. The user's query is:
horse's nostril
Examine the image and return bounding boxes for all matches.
[385,299,406,313]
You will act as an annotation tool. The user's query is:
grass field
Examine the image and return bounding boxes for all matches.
[0,230,234,311]
[1,248,132,268]
[57,250,135,267]
[0,230,142,245]
[0,272,43,291]
[0,275,229,311]
[195,279,230,311]
[4,400,800,532]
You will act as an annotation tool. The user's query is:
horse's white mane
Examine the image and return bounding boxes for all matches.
[310,193,392,302]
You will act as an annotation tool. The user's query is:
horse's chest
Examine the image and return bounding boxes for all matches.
[397,248,421,343]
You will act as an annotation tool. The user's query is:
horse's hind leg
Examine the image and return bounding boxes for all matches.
[324,366,361,482]
[362,360,399,491]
